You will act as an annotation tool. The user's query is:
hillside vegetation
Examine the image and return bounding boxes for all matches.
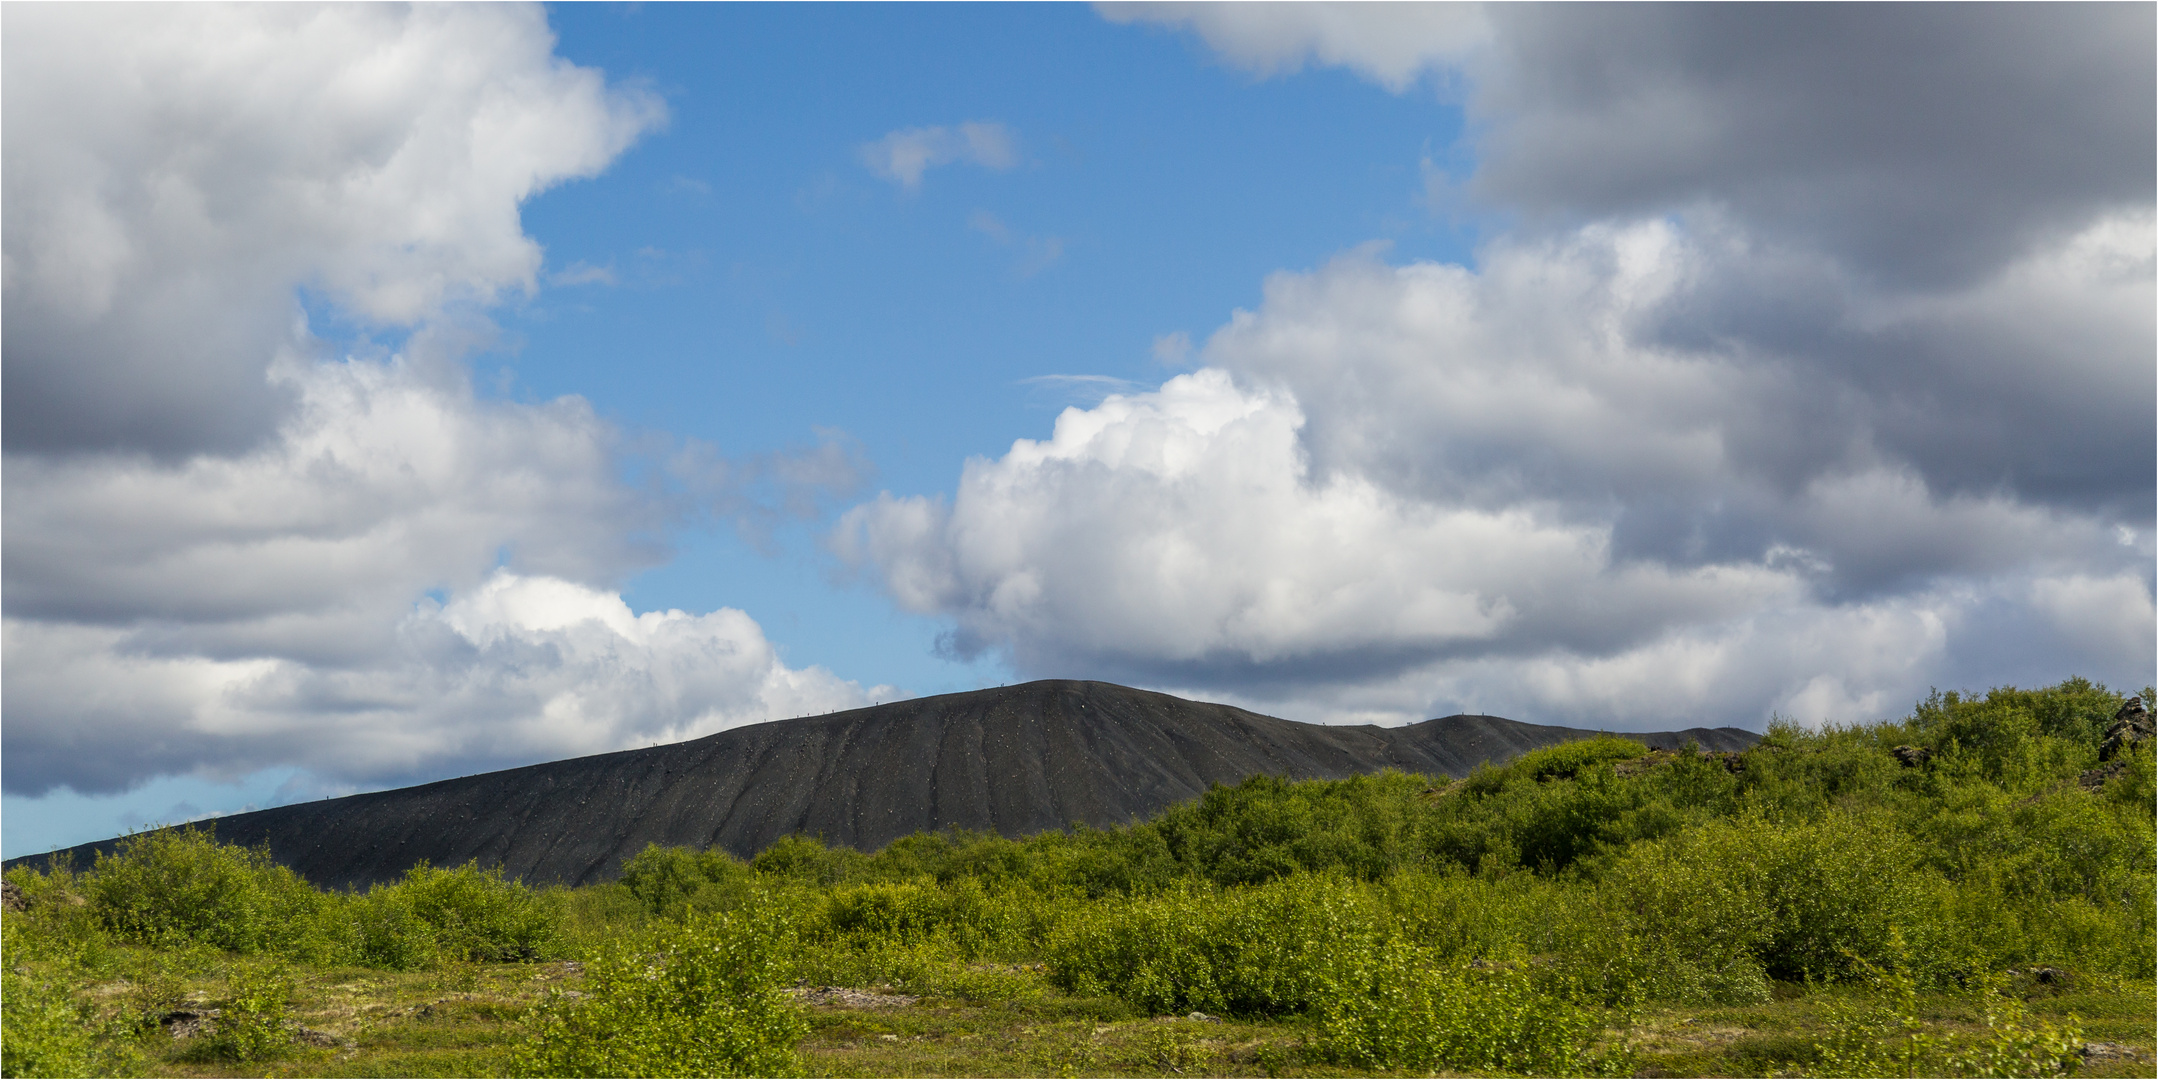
[4,678,2152,1078]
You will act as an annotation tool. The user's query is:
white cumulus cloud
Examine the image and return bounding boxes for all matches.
[2,2,666,456]
[3,344,885,798]
[838,214,2154,729]
[1,4,878,801]
[5,560,879,796]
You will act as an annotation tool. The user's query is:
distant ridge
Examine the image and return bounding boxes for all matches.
[8,680,1756,889]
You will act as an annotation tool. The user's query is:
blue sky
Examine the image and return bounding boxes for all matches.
[4,4,2151,859]
[510,2,1471,692]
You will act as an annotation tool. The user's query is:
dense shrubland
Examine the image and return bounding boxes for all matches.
[3,677,2150,1077]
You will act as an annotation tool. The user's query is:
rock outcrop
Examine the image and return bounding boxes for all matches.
[2099,696,2151,762]
[1891,744,1932,768]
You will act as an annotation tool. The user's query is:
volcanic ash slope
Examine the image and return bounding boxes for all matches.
[10,680,1755,889]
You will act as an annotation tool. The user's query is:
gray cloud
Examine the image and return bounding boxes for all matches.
[843,5,2156,727]
[1,4,664,458]
[1,5,879,799]
[1471,4,2155,287]
[1096,2,1489,92]
[1119,4,2154,287]
[1218,220,2153,592]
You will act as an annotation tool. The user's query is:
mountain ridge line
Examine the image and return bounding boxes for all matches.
[7,679,1757,889]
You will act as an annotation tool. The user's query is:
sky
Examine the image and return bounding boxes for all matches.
[4,3,2152,859]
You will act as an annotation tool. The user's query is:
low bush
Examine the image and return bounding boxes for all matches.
[191,963,297,1064]
[1501,736,1653,786]
[381,862,557,962]
[804,874,1060,958]
[0,963,110,1078]
[340,886,442,970]
[1379,866,1578,962]
[1311,943,1618,1076]
[747,834,870,886]
[1594,808,1955,990]
[512,898,807,1077]
[621,844,759,917]
[1813,951,2085,1079]
[112,946,203,1034]
[1423,738,1731,876]
[1046,873,1384,1017]
[1150,771,1430,886]
[84,828,323,956]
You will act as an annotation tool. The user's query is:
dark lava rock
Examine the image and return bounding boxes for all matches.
[158,1009,219,1041]
[1697,749,1745,773]
[2079,760,2128,790]
[1891,744,1932,768]
[2007,965,2073,991]
[2080,1041,2147,1062]
[4,680,1756,889]
[2100,696,2151,762]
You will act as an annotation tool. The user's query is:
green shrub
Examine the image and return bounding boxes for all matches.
[790,933,1060,1004]
[81,831,558,969]
[84,828,321,955]
[340,887,440,970]
[1046,874,1383,1017]
[192,963,297,1064]
[1379,866,1577,963]
[1023,824,1180,898]
[749,834,869,885]
[1424,738,1724,876]
[1907,679,2129,791]
[1748,812,1940,981]
[385,862,557,962]
[291,861,558,969]
[1311,942,1616,1075]
[1506,736,1653,785]
[551,881,653,956]
[1943,993,2087,1079]
[0,963,109,1078]
[1150,771,1432,886]
[512,899,807,1077]
[1591,809,1949,994]
[1812,949,2085,1079]
[810,876,1025,952]
[621,844,758,917]
[2106,736,2156,809]
[111,946,205,1034]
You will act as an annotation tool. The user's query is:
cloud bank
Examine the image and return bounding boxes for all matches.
[842,5,2155,728]
[2,5,877,798]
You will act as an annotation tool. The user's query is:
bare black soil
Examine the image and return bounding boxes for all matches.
[8,680,1754,889]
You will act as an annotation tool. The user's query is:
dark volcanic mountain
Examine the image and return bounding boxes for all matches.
[10,680,1755,889]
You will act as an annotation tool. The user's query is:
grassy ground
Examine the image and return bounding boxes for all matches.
[58,953,2156,1078]
[12,680,2149,1078]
